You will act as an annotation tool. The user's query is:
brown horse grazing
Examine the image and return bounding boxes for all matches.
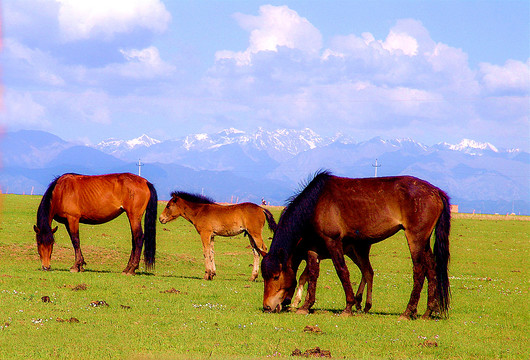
[33,173,157,274]
[290,242,373,314]
[261,171,451,319]
[159,191,277,281]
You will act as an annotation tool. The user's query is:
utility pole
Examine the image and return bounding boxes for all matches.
[137,159,144,177]
[372,158,381,177]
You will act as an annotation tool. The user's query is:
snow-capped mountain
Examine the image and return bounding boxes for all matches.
[1,128,528,214]
[95,128,329,162]
[97,134,160,157]
[436,139,501,155]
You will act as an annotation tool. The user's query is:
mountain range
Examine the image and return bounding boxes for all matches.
[1,128,528,215]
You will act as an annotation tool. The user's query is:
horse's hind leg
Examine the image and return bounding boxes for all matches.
[123,215,144,275]
[422,246,440,319]
[247,230,267,281]
[250,248,260,281]
[401,230,429,320]
[66,217,86,272]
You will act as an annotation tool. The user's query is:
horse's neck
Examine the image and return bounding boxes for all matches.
[179,201,204,225]
[37,195,55,230]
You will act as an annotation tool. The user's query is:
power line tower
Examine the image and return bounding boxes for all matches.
[137,159,144,177]
[372,158,381,177]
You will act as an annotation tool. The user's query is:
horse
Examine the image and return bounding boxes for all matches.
[290,242,373,313]
[260,171,451,320]
[159,191,277,281]
[33,173,157,275]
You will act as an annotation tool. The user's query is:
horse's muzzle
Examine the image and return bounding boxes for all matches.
[263,304,282,313]
[41,265,51,271]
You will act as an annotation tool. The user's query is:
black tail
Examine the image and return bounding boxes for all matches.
[434,190,451,316]
[143,182,157,271]
[262,208,278,233]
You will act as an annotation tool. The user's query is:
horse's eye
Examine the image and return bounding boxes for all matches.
[273,275,280,281]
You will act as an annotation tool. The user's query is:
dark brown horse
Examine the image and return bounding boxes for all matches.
[159,191,277,281]
[33,173,157,274]
[291,242,373,313]
[261,171,451,319]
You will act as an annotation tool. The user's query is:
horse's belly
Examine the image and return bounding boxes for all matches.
[79,209,124,224]
[214,223,245,237]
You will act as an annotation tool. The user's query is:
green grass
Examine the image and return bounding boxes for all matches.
[0,194,528,359]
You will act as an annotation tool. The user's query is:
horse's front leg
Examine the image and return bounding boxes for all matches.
[296,251,319,315]
[350,243,374,313]
[326,239,358,316]
[66,217,86,272]
[291,265,309,308]
[200,232,216,280]
[123,215,143,275]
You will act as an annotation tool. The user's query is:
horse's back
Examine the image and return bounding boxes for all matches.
[315,176,444,240]
[52,173,151,222]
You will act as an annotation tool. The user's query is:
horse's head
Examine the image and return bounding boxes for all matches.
[159,195,184,224]
[33,225,58,271]
[261,249,297,313]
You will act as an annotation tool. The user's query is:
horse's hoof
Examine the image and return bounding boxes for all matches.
[70,265,85,273]
[249,275,258,282]
[296,308,309,315]
[122,269,136,275]
[340,310,353,317]
[364,304,372,313]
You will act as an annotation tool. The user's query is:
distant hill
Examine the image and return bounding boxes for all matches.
[1,129,528,215]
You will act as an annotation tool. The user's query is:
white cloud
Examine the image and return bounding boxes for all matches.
[0,90,48,129]
[381,31,418,56]
[115,46,176,79]
[56,0,171,41]
[216,5,322,65]
[4,38,66,87]
[207,16,526,143]
[479,59,530,94]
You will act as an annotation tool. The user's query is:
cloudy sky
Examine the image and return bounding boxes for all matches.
[1,0,529,150]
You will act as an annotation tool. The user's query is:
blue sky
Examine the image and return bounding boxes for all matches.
[1,0,529,150]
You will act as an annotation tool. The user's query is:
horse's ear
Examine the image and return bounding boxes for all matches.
[52,226,58,233]
[33,225,40,234]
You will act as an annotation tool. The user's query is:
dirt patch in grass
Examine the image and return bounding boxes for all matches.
[72,283,88,291]
[291,347,332,358]
[303,325,323,334]
[56,317,81,323]
[419,339,438,348]
[160,287,181,294]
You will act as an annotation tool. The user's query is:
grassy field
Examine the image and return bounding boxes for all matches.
[0,194,528,359]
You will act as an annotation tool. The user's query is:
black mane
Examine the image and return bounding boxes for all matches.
[36,175,63,244]
[262,170,333,277]
[171,191,215,204]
